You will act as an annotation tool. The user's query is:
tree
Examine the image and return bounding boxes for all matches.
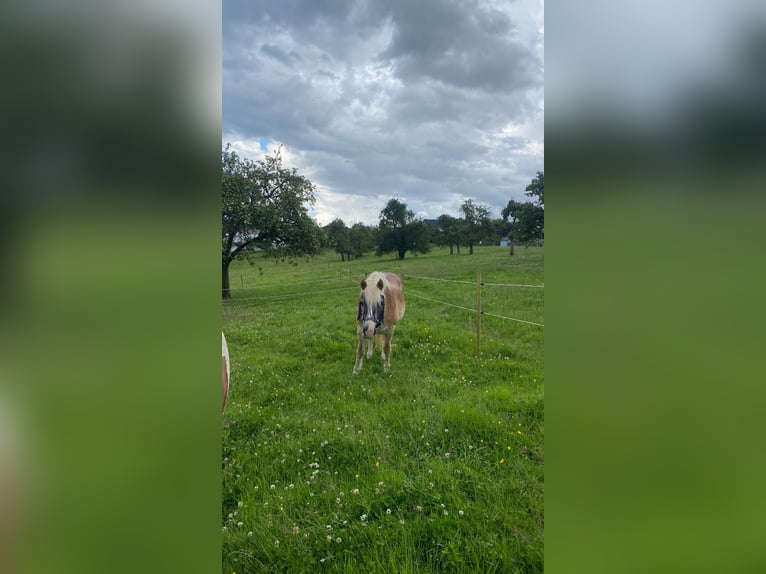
[525,171,544,206]
[459,199,494,255]
[324,218,353,261]
[376,198,430,260]
[222,144,321,298]
[435,213,462,254]
[501,200,544,244]
[349,223,375,258]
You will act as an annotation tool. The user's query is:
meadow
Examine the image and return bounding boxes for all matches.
[222,245,544,573]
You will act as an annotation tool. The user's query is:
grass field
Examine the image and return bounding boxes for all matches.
[222,245,544,573]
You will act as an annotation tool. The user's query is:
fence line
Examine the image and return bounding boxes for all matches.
[481,281,544,288]
[403,273,543,289]
[405,290,478,314]
[481,311,545,327]
[223,285,353,303]
[405,289,544,328]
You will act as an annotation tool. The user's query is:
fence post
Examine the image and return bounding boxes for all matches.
[477,271,482,357]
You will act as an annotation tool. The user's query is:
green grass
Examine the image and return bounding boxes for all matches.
[222,246,543,573]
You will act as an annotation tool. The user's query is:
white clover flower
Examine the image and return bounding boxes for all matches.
[386,508,392,515]
[237,501,243,507]
[360,514,367,521]
[459,510,464,516]
[247,531,253,537]
[293,526,299,535]
[274,539,280,549]
[237,521,243,527]
[270,484,276,490]
[335,537,342,544]
[352,488,360,495]
[327,535,333,542]
[222,526,227,532]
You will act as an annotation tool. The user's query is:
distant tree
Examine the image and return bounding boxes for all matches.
[222,144,320,298]
[376,198,430,260]
[525,171,544,206]
[435,213,462,254]
[324,218,353,261]
[459,199,494,255]
[349,223,375,258]
[501,200,544,244]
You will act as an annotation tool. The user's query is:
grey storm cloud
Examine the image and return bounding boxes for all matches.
[223,0,543,225]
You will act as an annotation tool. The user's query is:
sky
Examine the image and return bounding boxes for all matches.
[223,0,544,227]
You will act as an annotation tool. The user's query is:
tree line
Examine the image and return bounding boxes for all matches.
[222,144,543,298]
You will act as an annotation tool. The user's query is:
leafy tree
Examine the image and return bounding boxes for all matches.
[324,218,353,261]
[525,171,544,206]
[501,200,544,244]
[222,144,320,298]
[376,198,430,260]
[459,199,494,255]
[435,213,462,254]
[349,223,375,258]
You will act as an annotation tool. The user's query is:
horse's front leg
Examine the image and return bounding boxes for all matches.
[354,331,365,374]
[382,329,394,373]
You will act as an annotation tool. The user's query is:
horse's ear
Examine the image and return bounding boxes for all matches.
[360,280,367,290]
[377,278,384,290]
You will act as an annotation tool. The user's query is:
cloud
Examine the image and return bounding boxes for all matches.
[223,0,544,226]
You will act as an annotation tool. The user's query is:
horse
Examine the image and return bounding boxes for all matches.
[222,332,230,412]
[353,272,405,374]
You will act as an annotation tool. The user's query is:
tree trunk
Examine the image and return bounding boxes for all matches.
[449,244,454,255]
[469,243,474,255]
[510,238,514,256]
[222,260,231,299]
[398,249,406,259]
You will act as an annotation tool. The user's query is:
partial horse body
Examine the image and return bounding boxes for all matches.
[354,272,405,374]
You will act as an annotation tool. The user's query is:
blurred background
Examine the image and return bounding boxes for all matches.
[1,0,766,572]
[0,1,221,573]
[547,1,766,573]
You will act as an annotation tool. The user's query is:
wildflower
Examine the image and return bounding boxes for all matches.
[500,458,505,464]
[386,508,392,515]
[399,519,405,524]
[270,484,276,490]
[228,513,233,519]
[360,514,367,521]
[237,501,243,507]
[327,535,333,542]
[459,510,464,516]
[507,446,512,450]
[335,537,342,543]
[443,510,449,516]
[237,521,243,527]
[351,488,360,495]
[415,506,422,512]
[375,460,380,467]
[274,540,280,549]
[378,481,384,487]
[293,526,299,535]
[247,531,253,537]
[222,526,227,532]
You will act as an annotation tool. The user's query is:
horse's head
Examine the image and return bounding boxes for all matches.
[358,276,385,338]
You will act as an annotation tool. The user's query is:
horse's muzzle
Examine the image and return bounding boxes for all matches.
[363,320,377,338]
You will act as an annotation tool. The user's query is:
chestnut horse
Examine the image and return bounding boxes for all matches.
[353,272,405,374]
